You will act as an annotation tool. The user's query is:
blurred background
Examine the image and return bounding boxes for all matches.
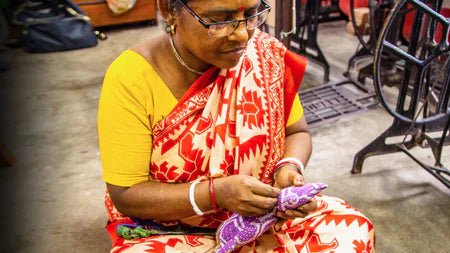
[0,0,449,252]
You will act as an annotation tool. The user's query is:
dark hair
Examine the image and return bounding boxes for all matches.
[158,0,185,32]
[168,0,184,12]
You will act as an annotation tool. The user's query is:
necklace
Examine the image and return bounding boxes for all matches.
[169,36,205,75]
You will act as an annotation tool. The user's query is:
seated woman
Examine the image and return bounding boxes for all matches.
[98,0,376,252]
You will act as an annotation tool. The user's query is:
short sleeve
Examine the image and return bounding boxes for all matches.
[286,94,304,127]
[98,54,153,187]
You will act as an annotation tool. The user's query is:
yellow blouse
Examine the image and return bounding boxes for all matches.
[98,50,304,187]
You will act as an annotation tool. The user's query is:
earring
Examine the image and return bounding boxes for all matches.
[165,24,176,35]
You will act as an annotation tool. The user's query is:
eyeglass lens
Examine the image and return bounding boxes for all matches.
[207,7,269,37]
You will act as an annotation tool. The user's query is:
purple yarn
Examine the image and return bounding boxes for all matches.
[215,183,328,253]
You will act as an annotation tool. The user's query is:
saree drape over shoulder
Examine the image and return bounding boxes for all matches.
[101,30,376,253]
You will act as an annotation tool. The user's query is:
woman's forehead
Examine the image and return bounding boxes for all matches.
[188,0,261,12]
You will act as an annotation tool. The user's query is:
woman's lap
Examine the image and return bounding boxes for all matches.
[111,195,375,253]
[111,235,217,253]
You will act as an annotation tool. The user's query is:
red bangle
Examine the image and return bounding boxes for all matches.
[209,177,218,211]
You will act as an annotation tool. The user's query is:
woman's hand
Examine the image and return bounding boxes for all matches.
[214,175,280,216]
[273,165,317,220]
[274,165,305,189]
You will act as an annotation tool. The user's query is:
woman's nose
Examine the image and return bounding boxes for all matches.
[228,21,249,43]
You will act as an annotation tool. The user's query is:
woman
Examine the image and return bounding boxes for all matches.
[98,0,376,252]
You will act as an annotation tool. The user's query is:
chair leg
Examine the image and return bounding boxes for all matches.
[0,143,16,167]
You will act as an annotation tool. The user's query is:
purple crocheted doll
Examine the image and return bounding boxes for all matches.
[215,183,328,253]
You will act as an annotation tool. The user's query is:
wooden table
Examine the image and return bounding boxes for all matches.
[73,0,156,27]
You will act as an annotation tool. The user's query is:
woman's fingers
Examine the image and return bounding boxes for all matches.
[241,179,279,214]
[250,178,280,197]
[289,171,305,186]
[276,209,309,219]
[274,219,284,231]
[249,194,278,210]
[238,204,270,216]
[216,175,281,216]
[274,166,305,189]
[299,198,317,213]
[276,198,318,219]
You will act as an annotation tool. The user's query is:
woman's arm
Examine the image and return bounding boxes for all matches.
[108,174,280,221]
[284,116,312,166]
[275,116,312,188]
[274,116,317,220]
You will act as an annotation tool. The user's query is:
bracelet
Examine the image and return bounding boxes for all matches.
[273,157,305,180]
[189,179,204,216]
[209,177,218,211]
[277,157,305,174]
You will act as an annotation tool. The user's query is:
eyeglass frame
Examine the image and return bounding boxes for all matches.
[175,0,272,36]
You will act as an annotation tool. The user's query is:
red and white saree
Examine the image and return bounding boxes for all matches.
[105,30,376,253]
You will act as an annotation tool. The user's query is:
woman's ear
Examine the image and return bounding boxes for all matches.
[157,0,178,25]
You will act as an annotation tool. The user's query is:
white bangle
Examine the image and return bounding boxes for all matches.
[189,180,204,216]
[274,157,305,177]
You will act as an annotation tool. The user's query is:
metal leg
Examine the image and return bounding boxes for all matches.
[290,0,330,83]
[352,120,410,173]
[398,144,450,188]
[352,115,450,188]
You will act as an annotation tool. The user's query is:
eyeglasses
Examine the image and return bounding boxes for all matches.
[176,0,271,38]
